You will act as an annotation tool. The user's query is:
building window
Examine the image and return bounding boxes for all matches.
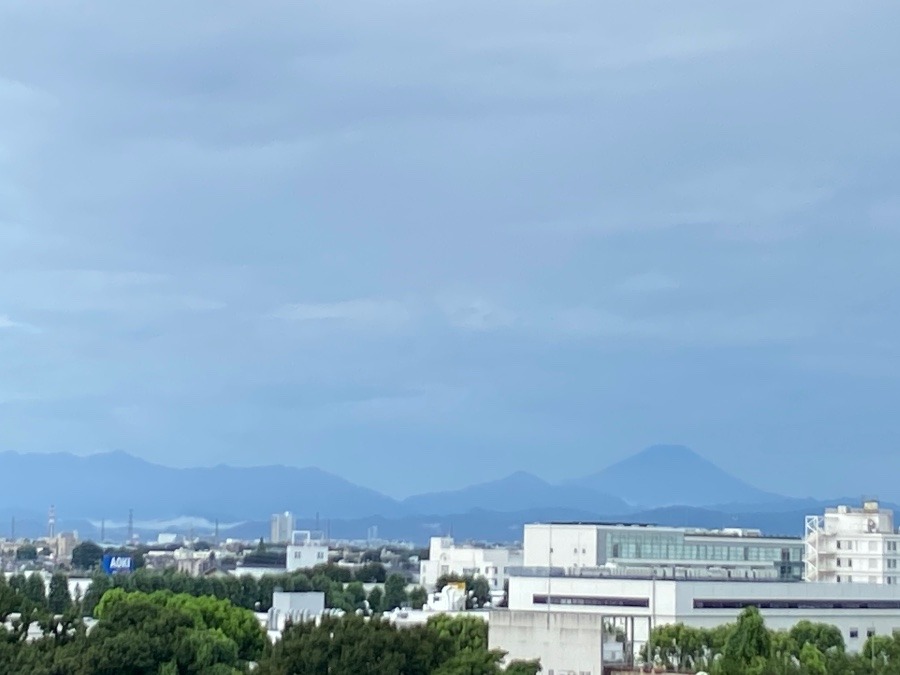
[836,576,842,583]
[837,541,842,550]
[837,559,842,567]
[868,629,876,638]
[850,629,858,639]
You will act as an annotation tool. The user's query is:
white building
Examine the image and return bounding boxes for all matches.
[524,522,803,580]
[286,530,328,571]
[270,512,295,544]
[503,570,900,658]
[805,500,900,584]
[419,537,523,595]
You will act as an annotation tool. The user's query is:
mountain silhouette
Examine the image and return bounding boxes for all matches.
[402,470,629,515]
[568,444,786,508]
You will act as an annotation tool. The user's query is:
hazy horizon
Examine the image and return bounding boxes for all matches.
[2,2,900,499]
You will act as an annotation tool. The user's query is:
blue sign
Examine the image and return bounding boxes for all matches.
[102,554,133,574]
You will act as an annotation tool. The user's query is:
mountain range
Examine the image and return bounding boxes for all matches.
[0,445,877,543]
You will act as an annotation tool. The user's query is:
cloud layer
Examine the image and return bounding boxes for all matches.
[1,1,899,499]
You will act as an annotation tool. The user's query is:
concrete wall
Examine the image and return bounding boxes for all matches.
[489,609,605,675]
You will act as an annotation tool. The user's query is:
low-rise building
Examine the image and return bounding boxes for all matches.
[286,531,328,571]
[419,537,523,594]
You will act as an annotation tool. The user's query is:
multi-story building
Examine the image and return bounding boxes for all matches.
[419,537,523,594]
[286,530,328,571]
[270,512,295,544]
[488,518,900,672]
[524,522,803,580]
[805,500,900,584]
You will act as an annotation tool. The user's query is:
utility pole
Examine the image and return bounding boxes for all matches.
[127,509,134,544]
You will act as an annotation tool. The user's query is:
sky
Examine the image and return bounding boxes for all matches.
[1,1,899,500]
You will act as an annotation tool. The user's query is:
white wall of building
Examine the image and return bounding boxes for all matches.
[419,537,523,593]
[507,573,900,652]
[524,524,600,569]
[286,530,328,571]
[490,610,607,675]
[806,502,900,584]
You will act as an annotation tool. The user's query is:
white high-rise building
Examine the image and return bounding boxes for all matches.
[805,500,900,584]
[270,512,295,544]
[419,536,523,594]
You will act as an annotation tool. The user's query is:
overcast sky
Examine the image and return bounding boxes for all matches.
[1,1,899,499]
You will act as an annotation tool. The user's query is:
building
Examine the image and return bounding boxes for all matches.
[502,569,900,659]
[174,548,216,576]
[419,537,523,596]
[270,512,295,544]
[524,522,803,580]
[805,500,900,584]
[487,519,900,673]
[286,530,328,571]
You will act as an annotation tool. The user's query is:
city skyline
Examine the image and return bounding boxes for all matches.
[1,2,900,498]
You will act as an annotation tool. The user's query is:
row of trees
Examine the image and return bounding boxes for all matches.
[0,582,539,674]
[1,573,75,616]
[644,607,900,674]
[79,567,428,615]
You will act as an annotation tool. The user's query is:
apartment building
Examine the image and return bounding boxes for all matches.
[805,500,900,584]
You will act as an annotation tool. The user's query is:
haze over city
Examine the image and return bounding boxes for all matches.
[2,1,900,501]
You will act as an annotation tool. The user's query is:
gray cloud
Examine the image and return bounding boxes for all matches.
[0,0,899,498]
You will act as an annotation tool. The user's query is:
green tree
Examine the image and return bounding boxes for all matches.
[789,620,845,655]
[723,606,771,669]
[23,573,47,610]
[82,572,111,617]
[434,648,505,675]
[355,562,387,583]
[71,541,104,571]
[427,615,489,653]
[345,581,367,610]
[409,586,428,610]
[503,660,542,675]
[48,573,72,614]
[800,642,828,675]
[383,574,408,611]
[15,544,38,561]
[367,586,384,614]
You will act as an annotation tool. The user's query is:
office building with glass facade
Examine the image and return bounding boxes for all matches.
[523,522,803,580]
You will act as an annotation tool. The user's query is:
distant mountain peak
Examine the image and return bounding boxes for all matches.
[638,444,701,460]
[570,444,784,509]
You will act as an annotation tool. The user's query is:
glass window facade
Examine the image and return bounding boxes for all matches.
[603,530,803,579]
